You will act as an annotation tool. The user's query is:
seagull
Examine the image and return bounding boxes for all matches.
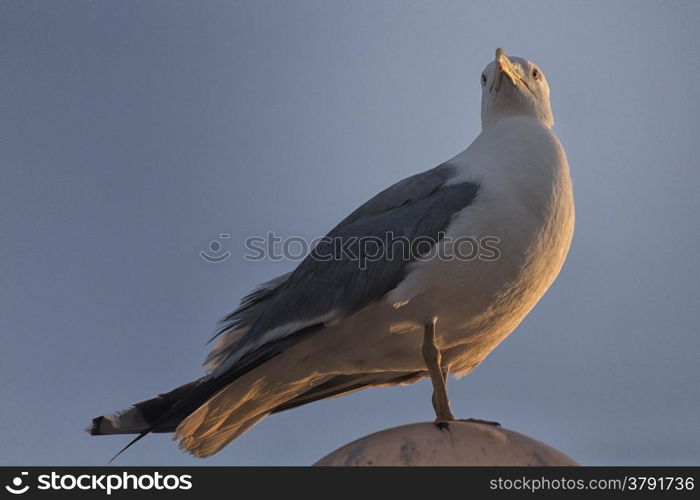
[89,48,574,459]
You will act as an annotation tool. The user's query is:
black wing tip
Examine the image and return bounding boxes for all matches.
[87,416,105,436]
[87,415,152,463]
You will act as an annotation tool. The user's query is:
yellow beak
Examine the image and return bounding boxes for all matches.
[491,47,520,92]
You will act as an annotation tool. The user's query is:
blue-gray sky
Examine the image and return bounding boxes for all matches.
[1,0,699,466]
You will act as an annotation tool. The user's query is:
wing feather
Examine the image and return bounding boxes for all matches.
[209,162,479,376]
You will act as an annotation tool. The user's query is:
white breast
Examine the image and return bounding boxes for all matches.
[386,116,574,374]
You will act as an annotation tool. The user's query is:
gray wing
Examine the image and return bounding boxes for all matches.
[328,164,457,231]
[208,162,479,375]
[204,273,291,371]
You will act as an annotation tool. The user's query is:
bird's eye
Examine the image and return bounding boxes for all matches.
[481,74,487,86]
[531,68,540,79]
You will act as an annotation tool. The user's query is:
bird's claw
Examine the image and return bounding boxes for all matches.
[434,421,451,431]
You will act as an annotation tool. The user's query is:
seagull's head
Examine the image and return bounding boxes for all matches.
[480,48,554,129]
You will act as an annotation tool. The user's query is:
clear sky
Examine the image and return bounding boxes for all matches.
[1,0,699,466]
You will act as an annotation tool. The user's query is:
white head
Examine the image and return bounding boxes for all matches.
[480,48,553,129]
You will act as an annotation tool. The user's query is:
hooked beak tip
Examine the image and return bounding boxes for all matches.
[491,47,517,92]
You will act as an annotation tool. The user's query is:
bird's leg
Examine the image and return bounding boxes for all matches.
[431,366,450,409]
[422,317,455,421]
